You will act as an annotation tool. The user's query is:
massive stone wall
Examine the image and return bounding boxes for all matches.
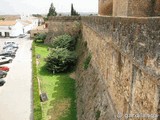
[75,16,160,120]
[47,16,160,120]
[100,0,160,16]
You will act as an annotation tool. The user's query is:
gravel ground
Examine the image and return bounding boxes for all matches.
[0,36,33,120]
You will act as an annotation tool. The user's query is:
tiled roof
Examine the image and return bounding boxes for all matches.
[0,20,16,26]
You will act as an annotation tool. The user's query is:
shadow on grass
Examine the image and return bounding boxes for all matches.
[35,42,52,48]
[47,74,77,120]
[38,64,53,77]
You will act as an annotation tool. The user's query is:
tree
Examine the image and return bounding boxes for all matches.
[52,34,76,51]
[71,3,79,16]
[34,33,47,43]
[45,48,77,73]
[47,3,57,17]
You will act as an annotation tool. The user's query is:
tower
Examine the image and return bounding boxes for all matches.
[98,0,113,15]
[99,0,160,17]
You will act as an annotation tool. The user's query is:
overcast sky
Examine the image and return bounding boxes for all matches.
[0,0,98,15]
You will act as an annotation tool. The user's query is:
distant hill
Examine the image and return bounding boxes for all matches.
[55,12,98,16]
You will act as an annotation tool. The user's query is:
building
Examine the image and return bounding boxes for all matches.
[30,23,48,38]
[0,15,42,38]
[0,20,23,37]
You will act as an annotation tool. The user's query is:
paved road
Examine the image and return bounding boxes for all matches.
[0,36,33,120]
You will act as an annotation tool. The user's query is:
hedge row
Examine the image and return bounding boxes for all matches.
[32,42,42,120]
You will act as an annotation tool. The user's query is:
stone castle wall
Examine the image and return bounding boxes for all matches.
[75,16,160,120]
[47,16,160,120]
[100,0,160,16]
[45,16,81,44]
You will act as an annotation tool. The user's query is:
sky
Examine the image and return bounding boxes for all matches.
[0,0,98,15]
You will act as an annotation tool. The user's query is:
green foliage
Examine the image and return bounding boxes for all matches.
[45,48,77,73]
[83,53,92,70]
[71,3,79,16]
[47,3,57,17]
[32,14,42,17]
[52,34,77,51]
[0,17,5,20]
[95,110,101,120]
[35,43,77,120]
[32,42,42,120]
[34,33,47,43]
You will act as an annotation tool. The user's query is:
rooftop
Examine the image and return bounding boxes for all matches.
[0,20,16,26]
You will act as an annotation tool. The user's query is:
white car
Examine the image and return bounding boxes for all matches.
[4,47,17,54]
[0,56,12,65]
[4,41,18,49]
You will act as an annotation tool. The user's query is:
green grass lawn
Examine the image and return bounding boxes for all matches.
[34,42,77,120]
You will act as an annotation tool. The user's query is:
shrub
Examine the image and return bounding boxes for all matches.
[83,53,92,70]
[32,42,42,120]
[95,110,101,120]
[34,33,47,43]
[45,48,77,73]
[52,34,76,51]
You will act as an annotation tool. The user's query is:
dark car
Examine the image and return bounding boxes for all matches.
[0,52,16,58]
[0,79,5,86]
[0,70,7,78]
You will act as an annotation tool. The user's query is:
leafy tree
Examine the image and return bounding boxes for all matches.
[52,34,76,51]
[71,3,79,16]
[45,48,77,73]
[47,3,57,17]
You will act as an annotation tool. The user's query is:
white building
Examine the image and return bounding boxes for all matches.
[0,20,23,37]
[17,20,32,33]
[0,15,42,38]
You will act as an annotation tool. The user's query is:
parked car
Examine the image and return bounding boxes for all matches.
[3,47,17,54]
[0,79,6,86]
[4,41,18,49]
[0,66,9,72]
[19,34,26,38]
[0,52,16,58]
[0,70,7,78]
[0,56,12,65]
[3,44,18,49]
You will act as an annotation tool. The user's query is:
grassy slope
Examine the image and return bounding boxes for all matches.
[35,42,77,120]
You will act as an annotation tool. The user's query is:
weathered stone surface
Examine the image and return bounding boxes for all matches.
[101,0,160,17]
[76,16,160,120]
[45,16,81,44]
[47,16,160,120]
[98,0,113,16]
[154,0,160,16]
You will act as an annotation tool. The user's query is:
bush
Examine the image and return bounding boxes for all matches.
[83,53,92,70]
[32,42,42,120]
[34,33,47,43]
[52,34,76,51]
[45,48,77,73]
